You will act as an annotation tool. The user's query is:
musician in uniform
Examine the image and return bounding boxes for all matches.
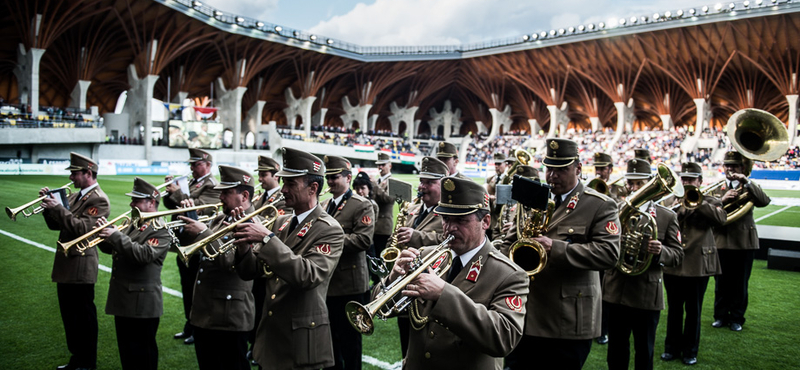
[633,148,652,163]
[710,151,771,332]
[490,165,539,243]
[391,156,449,356]
[248,155,291,364]
[502,138,621,370]
[662,162,725,366]
[371,152,394,270]
[232,148,344,370]
[486,153,509,240]
[177,165,258,369]
[593,152,626,201]
[164,148,221,344]
[384,177,529,369]
[603,159,683,370]
[40,152,110,370]
[436,141,469,179]
[96,178,172,370]
[319,155,375,370]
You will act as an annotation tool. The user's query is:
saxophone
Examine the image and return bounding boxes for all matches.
[367,198,415,277]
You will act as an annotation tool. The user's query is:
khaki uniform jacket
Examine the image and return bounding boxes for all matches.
[399,240,529,370]
[190,207,257,331]
[603,203,683,311]
[665,196,726,277]
[486,173,504,237]
[163,174,221,216]
[500,183,620,339]
[98,220,171,318]
[405,202,444,248]
[255,189,291,218]
[236,204,344,370]
[372,175,395,236]
[710,181,770,250]
[609,183,627,203]
[453,171,470,180]
[44,186,110,284]
[320,190,375,296]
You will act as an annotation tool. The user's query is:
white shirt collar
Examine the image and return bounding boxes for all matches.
[331,192,345,207]
[552,182,580,203]
[80,183,99,198]
[379,173,391,182]
[267,186,280,197]
[295,207,315,225]
[455,236,486,267]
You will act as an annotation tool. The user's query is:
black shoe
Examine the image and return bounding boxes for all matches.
[683,357,698,365]
[711,319,727,328]
[174,331,189,339]
[56,365,74,370]
[595,335,608,344]
[730,323,743,331]
[661,353,677,361]
[184,335,195,344]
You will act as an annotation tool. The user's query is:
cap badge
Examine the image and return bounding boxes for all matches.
[549,141,559,150]
[439,142,445,149]
[152,190,159,198]
[313,161,321,172]
[443,179,455,192]
[242,175,251,184]
[202,153,208,159]
[505,295,524,312]
[324,156,329,163]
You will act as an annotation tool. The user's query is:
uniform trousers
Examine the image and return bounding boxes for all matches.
[507,335,592,370]
[177,253,200,335]
[249,275,267,350]
[193,327,249,370]
[599,269,609,338]
[664,275,709,358]
[114,316,160,370]
[325,292,367,370]
[397,316,410,357]
[57,283,97,368]
[606,302,660,370]
[714,249,756,325]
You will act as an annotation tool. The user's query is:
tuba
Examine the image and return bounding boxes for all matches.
[617,163,684,275]
[723,109,789,224]
[346,235,455,335]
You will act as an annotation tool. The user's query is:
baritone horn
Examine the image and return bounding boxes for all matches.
[346,235,455,335]
[58,211,132,255]
[6,182,73,221]
[507,175,553,280]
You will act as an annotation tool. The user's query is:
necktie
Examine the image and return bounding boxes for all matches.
[554,195,562,209]
[289,216,299,231]
[447,257,463,283]
[326,200,336,215]
[414,208,429,228]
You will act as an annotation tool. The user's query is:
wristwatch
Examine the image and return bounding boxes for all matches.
[262,232,276,244]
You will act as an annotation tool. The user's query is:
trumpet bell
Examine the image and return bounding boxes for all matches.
[727,108,790,163]
[508,239,548,280]
[345,301,377,335]
[586,178,610,196]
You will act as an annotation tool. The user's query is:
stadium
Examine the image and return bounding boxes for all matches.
[1,0,800,369]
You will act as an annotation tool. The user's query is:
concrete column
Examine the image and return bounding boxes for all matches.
[124,64,159,164]
[368,114,378,133]
[282,87,316,138]
[475,121,488,136]
[614,99,635,134]
[546,102,569,138]
[589,117,600,132]
[528,119,540,135]
[660,114,673,131]
[245,100,266,134]
[786,95,798,144]
[427,100,460,139]
[69,80,91,109]
[13,44,46,116]
[173,91,188,104]
[312,107,328,128]
[215,78,247,151]
[488,105,512,141]
[340,96,372,132]
[390,101,419,137]
[693,98,710,134]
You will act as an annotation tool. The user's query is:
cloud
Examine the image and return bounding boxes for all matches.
[201,0,280,23]
[308,0,709,46]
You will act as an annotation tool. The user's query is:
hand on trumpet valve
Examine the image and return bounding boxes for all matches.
[232,220,271,245]
[395,227,414,245]
[647,239,662,255]
[402,270,444,301]
[39,187,50,197]
[227,206,247,223]
[95,217,118,238]
[177,215,207,236]
[389,248,420,282]
[180,198,196,208]
[39,192,59,209]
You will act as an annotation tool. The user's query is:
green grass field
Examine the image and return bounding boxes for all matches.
[1,175,799,369]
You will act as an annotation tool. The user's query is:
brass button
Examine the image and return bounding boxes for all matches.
[310,322,316,327]
[425,352,431,359]
[271,294,276,299]
[140,288,144,292]
[268,311,273,316]
[429,331,435,338]
[199,268,204,273]
[226,295,232,300]
[197,280,201,285]
[568,228,574,233]
[352,265,356,269]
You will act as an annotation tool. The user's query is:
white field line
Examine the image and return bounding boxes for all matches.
[0,228,401,369]
[755,205,793,223]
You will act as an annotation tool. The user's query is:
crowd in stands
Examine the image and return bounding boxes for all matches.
[0,100,99,128]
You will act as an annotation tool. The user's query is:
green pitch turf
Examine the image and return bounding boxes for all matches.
[1,175,799,369]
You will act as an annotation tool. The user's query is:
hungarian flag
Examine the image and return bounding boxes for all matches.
[194,106,218,120]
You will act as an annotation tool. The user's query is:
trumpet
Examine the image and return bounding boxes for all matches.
[58,211,132,255]
[132,202,222,225]
[670,180,726,211]
[586,176,623,196]
[346,234,455,335]
[176,204,278,265]
[208,213,279,260]
[157,214,216,230]
[6,182,73,221]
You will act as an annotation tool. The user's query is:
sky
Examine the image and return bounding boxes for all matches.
[201,0,716,46]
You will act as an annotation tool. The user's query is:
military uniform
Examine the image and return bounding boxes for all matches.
[372,152,394,261]
[663,162,726,363]
[436,141,469,180]
[190,166,258,370]
[711,151,771,329]
[43,152,110,370]
[320,155,375,370]
[404,202,444,248]
[490,165,539,243]
[236,148,345,370]
[486,153,509,240]
[98,178,171,370]
[503,139,620,370]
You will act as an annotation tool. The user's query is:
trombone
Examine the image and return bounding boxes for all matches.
[58,211,133,255]
[176,204,278,265]
[6,182,73,221]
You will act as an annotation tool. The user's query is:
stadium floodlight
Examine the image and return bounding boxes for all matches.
[192,1,202,7]
[630,17,637,24]
[702,5,709,13]
[568,26,575,33]
[558,28,566,34]
[653,12,660,20]
[665,11,672,18]
[587,23,595,30]
[619,18,626,25]
[256,21,264,28]
[689,8,697,15]
[677,9,685,16]
[756,0,763,5]
[274,26,283,32]
[729,3,736,9]
[326,39,334,44]
[540,31,548,38]
[771,0,777,3]
[522,34,530,41]
[715,3,723,11]
[235,17,244,23]
[310,34,317,41]
[293,31,299,37]
[640,16,648,22]
[598,22,606,29]
[532,33,539,40]
[743,0,750,6]
[549,29,556,36]
[578,25,585,31]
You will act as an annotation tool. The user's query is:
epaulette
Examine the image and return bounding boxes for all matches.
[488,251,523,272]
[584,187,612,202]
[318,215,335,226]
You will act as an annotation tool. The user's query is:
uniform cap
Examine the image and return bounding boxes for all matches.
[543,139,578,167]
[419,157,449,179]
[493,153,507,164]
[214,165,256,189]
[634,148,651,163]
[624,159,652,180]
[436,142,458,158]
[324,155,352,175]
[125,177,160,200]
[679,162,703,178]
[593,152,613,167]
[188,148,213,163]
[65,152,98,172]
[376,152,391,165]
[276,148,325,178]
[435,177,490,216]
[723,151,745,165]
[257,156,280,172]
[516,165,540,179]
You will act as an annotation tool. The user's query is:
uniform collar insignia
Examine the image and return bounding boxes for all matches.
[566,194,579,211]
[278,218,291,231]
[297,220,314,237]
[466,256,482,283]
